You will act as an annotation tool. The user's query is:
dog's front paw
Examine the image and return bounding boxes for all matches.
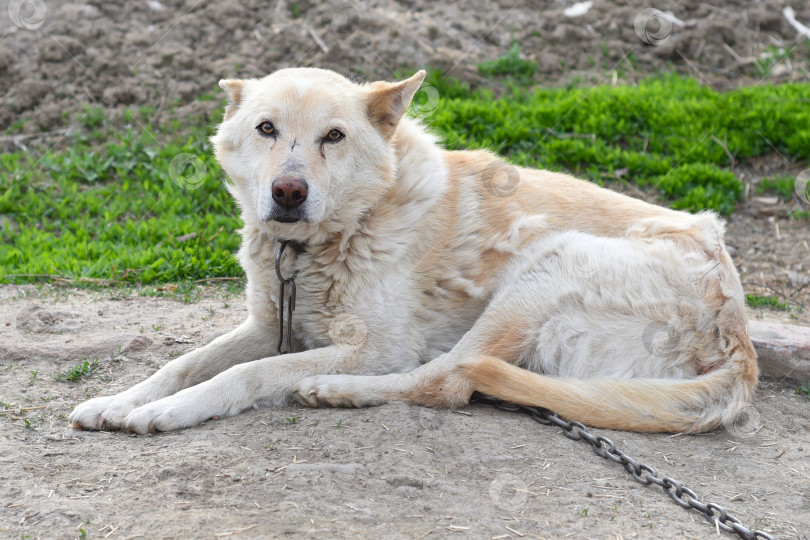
[69,393,142,431]
[294,375,370,408]
[122,394,213,435]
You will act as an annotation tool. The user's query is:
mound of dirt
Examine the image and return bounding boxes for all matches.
[2,0,809,132]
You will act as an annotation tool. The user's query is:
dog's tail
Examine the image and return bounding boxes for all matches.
[465,343,758,433]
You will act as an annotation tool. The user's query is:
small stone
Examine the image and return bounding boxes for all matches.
[38,35,84,63]
[394,486,421,497]
[124,335,153,352]
[13,80,50,110]
[386,476,423,489]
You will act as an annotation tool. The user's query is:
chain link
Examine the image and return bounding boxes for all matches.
[470,393,776,540]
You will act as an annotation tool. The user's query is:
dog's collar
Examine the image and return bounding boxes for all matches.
[280,239,308,255]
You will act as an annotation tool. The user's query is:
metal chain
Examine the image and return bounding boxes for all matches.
[469,393,776,540]
[275,240,298,355]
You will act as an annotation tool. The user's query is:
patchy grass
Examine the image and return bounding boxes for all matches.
[797,384,810,399]
[745,294,794,312]
[478,42,538,84]
[1,73,809,285]
[55,359,100,382]
[757,175,797,200]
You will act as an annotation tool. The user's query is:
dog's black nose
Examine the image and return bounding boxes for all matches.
[272,175,308,211]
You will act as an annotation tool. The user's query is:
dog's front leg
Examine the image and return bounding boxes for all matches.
[69,316,277,431]
[122,345,358,434]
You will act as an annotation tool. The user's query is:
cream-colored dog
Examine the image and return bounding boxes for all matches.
[69,68,757,434]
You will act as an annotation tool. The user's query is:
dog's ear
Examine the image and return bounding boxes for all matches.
[219,79,245,120]
[365,70,426,139]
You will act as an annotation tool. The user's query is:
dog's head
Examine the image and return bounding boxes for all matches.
[211,68,426,243]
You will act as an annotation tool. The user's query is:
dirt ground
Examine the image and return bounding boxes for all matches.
[0,285,808,540]
[3,0,810,538]
[2,0,810,133]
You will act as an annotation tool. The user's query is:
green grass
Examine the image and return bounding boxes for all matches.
[1,72,809,285]
[745,294,794,312]
[1,105,240,284]
[54,359,100,382]
[757,175,796,200]
[424,71,809,215]
[478,42,537,84]
[797,384,810,399]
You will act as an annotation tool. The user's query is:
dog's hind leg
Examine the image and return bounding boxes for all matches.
[293,301,525,411]
[295,231,757,433]
[69,316,278,431]
[295,294,752,433]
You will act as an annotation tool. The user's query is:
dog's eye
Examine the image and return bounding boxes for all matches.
[324,129,344,142]
[257,121,276,137]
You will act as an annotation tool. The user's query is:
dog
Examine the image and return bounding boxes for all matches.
[69,68,758,435]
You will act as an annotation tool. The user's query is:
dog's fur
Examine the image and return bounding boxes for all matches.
[69,68,758,435]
